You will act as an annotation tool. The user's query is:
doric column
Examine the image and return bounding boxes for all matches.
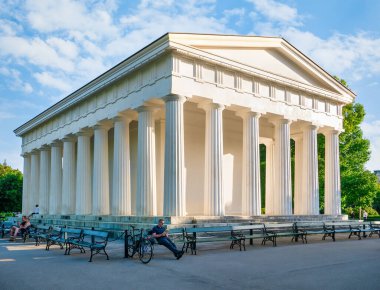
[76,130,92,215]
[39,146,50,215]
[112,115,132,216]
[30,150,40,215]
[302,125,319,215]
[263,140,275,215]
[163,94,186,216]
[239,111,261,216]
[201,102,225,216]
[293,134,303,215]
[22,154,31,215]
[93,123,111,215]
[50,142,62,214]
[325,130,341,215]
[62,136,76,215]
[136,106,157,216]
[273,119,292,215]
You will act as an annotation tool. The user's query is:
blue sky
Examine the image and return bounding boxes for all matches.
[0,0,379,171]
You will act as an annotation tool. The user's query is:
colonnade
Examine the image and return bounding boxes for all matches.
[21,95,342,217]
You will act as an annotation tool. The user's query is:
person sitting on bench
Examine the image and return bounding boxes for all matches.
[9,216,30,241]
[151,219,184,260]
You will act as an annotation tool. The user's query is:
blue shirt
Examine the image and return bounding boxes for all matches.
[152,225,166,236]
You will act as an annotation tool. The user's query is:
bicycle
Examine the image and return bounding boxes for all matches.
[125,226,153,264]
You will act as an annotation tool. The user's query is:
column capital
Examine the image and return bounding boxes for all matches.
[300,123,319,131]
[291,133,303,141]
[39,145,51,152]
[136,105,160,113]
[198,101,225,111]
[235,109,262,119]
[76,128,93,137]
[113,110,137,123]
[269,117,293,126]
[30,149,40,155]
[50,140,63,147]
[21,152,31,158]
[260,137,274,146]
[93,120,113,131]
[62,134,77,143]
[112,114,132,124]
[320,127,342,136]
[163,94,187,103]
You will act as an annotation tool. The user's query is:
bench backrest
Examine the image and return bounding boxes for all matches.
[264,223,295,232]
[50,226,63,236]
[185,226,233,234]
[370,221,380,226]
[62,228,82,240]
[168,227,185,235]
[82,230,109,241]
[2,221,16,229]
[36,225,51,231]
[295,222,325,231]
[231,224,264,231]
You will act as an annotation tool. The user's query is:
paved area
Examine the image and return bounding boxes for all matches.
[0,234,379,290]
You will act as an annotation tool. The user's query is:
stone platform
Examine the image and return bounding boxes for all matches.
[29,214,348,232]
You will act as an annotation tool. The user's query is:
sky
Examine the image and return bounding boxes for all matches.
[0,0,379,172]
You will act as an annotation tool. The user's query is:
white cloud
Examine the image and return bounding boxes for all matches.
[362,120,380,171]
[0,36,75,72]
[248,0,301,25]
[46,37,79,59]
[246,1,380,82]
[0,111,17,120]
[25,0,119,39]
[34,71,71,92]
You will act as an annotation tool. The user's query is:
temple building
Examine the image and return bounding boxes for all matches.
[14,33,355,219]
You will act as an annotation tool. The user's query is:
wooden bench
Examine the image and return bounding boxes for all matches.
[263,223,301,246]
[184,226,244,255]
[368,221,380,238]
[324,222,362,240]
[67,229,109,262]
[350,221,380,239]
[45,226,65,251]
[50,228,83,254]
[1,220,33,242]
[231,224,276,249]
[295,222,335,243]
[1,220,17,238]
[29,224,52,246]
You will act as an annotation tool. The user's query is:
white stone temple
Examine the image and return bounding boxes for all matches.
[14,33,355,220]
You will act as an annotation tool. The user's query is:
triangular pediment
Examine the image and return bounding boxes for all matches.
[168,33,355,103]
[197,47,330,89]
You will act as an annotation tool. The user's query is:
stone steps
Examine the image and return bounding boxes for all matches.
[29,214,349,233]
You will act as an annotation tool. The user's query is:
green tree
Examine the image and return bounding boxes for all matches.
[0,161,23,212]
[317,77,380,211]
[339,103,379,208]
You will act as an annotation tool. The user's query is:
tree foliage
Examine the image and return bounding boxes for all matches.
[339,103,379,209]
[0,161,23,212]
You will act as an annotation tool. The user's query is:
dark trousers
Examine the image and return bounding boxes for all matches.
[158,237,181,255]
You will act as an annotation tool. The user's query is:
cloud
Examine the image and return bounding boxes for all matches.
[362,120,380,171]
[25,0,119,40]
[34,71,72,92]
[0,67,33,93]
[248,0,302,26]
[246,2,380,82]
[0,36,75,72]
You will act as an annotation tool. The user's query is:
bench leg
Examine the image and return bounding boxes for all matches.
[89,249,93,262]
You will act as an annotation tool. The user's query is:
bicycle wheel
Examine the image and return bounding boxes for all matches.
[126,235,135,258]
[138,239,153,264]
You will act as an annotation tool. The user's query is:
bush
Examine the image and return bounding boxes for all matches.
[343,207,378,218]
[363,207,379,216]
[0,212,15,218]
